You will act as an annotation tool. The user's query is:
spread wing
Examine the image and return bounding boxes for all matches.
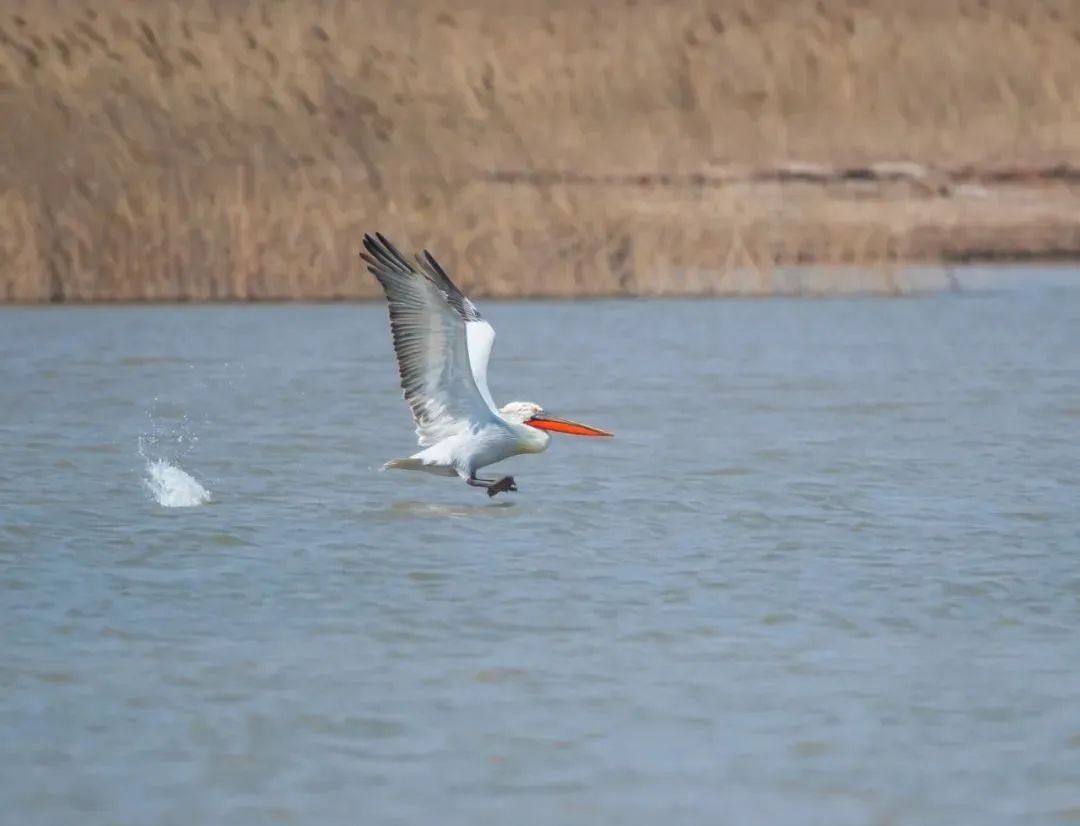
[413,246,498,411]
[361,233,498,447]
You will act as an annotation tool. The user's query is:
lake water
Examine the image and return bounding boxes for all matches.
[2,268,1080,825]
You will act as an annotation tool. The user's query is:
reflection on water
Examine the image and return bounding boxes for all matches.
[1,269,1080,825]
[377,501,519,519]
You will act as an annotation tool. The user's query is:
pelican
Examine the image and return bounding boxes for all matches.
[361,233,612,497]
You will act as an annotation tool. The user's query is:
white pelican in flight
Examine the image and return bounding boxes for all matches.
[361,233,613,497]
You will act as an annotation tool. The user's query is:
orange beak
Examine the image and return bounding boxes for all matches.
[526,414,613,438]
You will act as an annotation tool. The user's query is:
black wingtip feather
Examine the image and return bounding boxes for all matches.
[361,232,483,322]
[415,249,482,322]
[421,249,449,280]
[375,233,412,270]
[360,232,405,275]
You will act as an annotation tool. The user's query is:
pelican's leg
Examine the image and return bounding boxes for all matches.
[465,474,517,497]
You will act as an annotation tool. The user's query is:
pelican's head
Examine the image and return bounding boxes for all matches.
[499,401,614,438]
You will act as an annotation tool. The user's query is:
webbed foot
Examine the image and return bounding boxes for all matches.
[487,476,517,497]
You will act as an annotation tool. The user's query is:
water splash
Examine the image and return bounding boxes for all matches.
[139,397,212,508]
[143,459,211,508]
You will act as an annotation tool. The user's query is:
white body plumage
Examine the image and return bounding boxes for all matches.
[398,406,551,479]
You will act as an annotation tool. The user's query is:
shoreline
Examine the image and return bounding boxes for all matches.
[11,173,1078,303]
[3,258,1077,307]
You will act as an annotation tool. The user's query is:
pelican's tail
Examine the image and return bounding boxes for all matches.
[381,457,458,477]
[382,457,424,471]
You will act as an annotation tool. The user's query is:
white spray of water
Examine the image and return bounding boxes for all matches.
[143,458,211,508]
[138,401,212,508]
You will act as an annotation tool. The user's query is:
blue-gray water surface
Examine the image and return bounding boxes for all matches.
[2,269,1080,825]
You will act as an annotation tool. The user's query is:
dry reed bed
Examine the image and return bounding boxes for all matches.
[2,0,1079,301]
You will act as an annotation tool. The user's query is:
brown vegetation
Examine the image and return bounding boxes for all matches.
[2,0,1080,302]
